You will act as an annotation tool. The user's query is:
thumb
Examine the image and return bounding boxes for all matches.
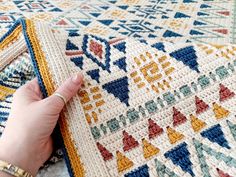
[42,73,83,114]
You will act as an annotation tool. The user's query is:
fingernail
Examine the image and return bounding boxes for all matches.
[72,73,83,84]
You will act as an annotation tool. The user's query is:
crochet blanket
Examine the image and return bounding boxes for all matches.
[1,0,236,177]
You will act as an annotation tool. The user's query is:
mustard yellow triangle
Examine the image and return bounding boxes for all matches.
[142,139,160,159]
[116,151,133,173]
[190,114,206,132]
[213,103,230,119]
[167,127,184,144]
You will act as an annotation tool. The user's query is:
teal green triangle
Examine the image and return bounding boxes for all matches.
[193,138,236,177]
[155,159,179,177]
[227,120,236,141]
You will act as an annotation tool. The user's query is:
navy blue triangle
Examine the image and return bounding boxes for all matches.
[149,15,156,19]
[113,42,126,53]
[164,142,194,176]
[197,12,209,16]
[148,34,157,38]
[200,4,211,8]
[163,30,182,38]
[190,29,204,35]
[174,12,190,18]
[70,57,83,69]
[100,6,109,10]
[170,46,199,72]
[125,164,149,177]
[102,76,129,106]
[119,20,127,23]
[90,13,101,17]
[98,20,114,26]
[183,0,196,3]
[154,26,162,30]
[50,7,62,12]
[133,34,142,38]
[161,15,169,19]
[66,39,79,50]
[109,0,116,4]
[13,1,24,5]
[113,57,127,72]
[87,69,100,83]
[151,42,166,52]
[118,5,129,10]
[139,39,147,44]
[201,124,230,149]
[121,32,129,35]
[111,27,120,31]
[193,20,206,26]
[79,21,91,26]
[128,10,136,14]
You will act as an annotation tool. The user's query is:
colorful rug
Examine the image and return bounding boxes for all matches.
[1,0,236,177]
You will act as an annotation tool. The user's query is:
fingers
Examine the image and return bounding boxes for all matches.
[42,73,83,113]
[13,78,43,104]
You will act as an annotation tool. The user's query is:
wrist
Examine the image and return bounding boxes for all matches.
[0,137,40,176]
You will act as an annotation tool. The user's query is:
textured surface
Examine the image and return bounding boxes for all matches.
[60,31,236,177]
[0,0,236,177]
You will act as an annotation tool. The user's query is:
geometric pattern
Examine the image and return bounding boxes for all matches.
[13,0,62,12]
[63,32,236,176]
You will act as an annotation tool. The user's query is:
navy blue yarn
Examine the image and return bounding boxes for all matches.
[197,12,209,16]
[174,12,190,18]
[66,39,79,50]
[71,56,84,69]
[201,124,230,149]
[151,42,166,52]
[90,13,101,17]
[164,142,194,176]
[102,76,129,106]
[68,30,80,37]
[20,19,49,97]
[124,164,149,177]
[98,19,114,26]
[163,30,182,37]
[0,111,9,122]
[87,69,100,83]
[0,80,18,89]
[190,29,204,35]
[9,18,75,177]
[113,41,126,53]
[0,19,21,43]
[82,34,111,72]
[200,4,211,8]
[113,57,127,72]
[50,7,63,12]
[118,5,129,10]
[183,0,196,3]
[79,21,91,26]
[193,20,206,26]
[169,46,199,72]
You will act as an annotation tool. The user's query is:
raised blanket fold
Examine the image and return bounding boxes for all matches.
[1,18,236,177]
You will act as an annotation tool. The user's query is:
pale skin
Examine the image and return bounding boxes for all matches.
[0,73,83,177]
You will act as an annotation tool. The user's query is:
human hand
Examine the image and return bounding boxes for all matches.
[0,73,83,176]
